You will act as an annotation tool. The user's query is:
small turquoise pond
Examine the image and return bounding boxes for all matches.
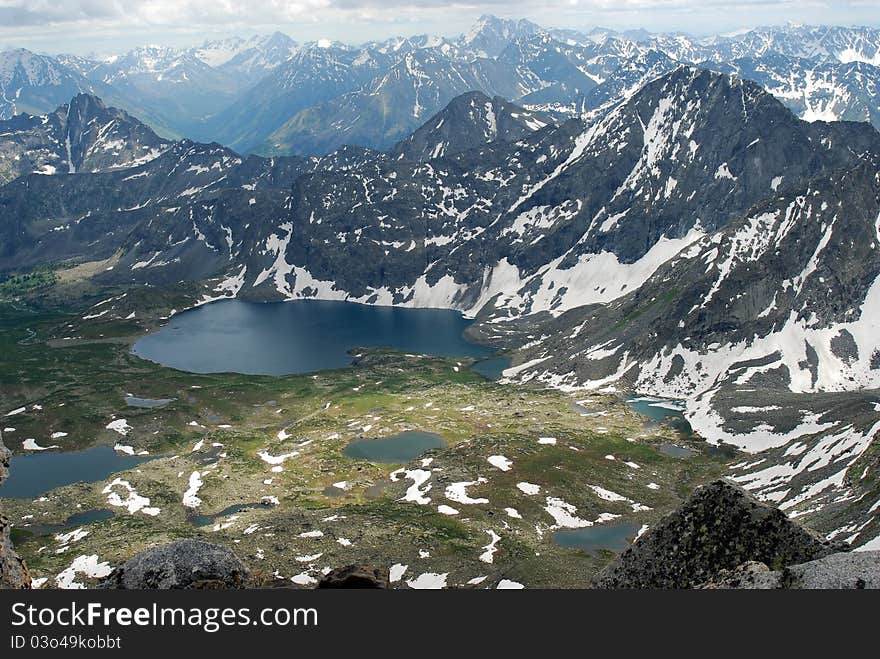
[552,521,641,555]
[625,396,694,435]
[343,431,446,463]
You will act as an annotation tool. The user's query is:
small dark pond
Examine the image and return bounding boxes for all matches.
[470,357,511,381]
[10,509,115,540]
[658,443,697,458]
[0,446,156,499]
[188,502,275,527]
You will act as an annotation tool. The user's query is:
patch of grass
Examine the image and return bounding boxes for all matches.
[347,500,473,542]
[0,266,57,300]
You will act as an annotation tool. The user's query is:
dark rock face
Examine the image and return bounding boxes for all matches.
[102,540,250,589]
[389,91,552,163]
[0,436,8,486]
[593,480,843,589]
[1,436,31,589]
[317,564,388,589]
[700,551,880,589]
[697,561,778,589]
[7,68,880,304]
[0,93,171,186]
[0,518,29,590]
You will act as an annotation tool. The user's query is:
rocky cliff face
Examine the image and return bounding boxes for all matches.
[0,93,171,185]
[389,91,551,162]
[0,435,31,589]
[10,66,876,318]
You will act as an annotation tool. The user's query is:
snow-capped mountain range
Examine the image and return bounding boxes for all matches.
[2,16,879,152]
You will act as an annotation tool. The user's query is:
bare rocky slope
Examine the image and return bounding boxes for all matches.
[594,480,880,589]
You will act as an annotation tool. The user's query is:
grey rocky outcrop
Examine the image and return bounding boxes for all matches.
[101,540,251,589]
[700,551,880,589]
[1,435,31,589]
[594,480,844,589]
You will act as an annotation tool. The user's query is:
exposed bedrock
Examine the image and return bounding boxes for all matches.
[100,539,251,589]
[593,480,845,589]
[0,436,32,589]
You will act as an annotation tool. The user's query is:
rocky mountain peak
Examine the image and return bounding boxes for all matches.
[0,94,171,184]
[594,480,844,588]
[462,14,544,57]
[389,91,552,162]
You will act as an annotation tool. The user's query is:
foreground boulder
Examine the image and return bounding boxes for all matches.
[700,551,880,589]
[102,540,250,589]
[594,480,843,589]
[1,436,31,589]
[317,564,388,589]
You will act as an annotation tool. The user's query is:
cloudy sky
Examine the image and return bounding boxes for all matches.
[1,0,878,55]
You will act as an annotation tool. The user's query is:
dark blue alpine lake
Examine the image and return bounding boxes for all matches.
[132,299,495,376]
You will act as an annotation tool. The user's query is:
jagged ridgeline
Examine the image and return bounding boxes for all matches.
[1,60,880,550]
[2,18,879,155]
